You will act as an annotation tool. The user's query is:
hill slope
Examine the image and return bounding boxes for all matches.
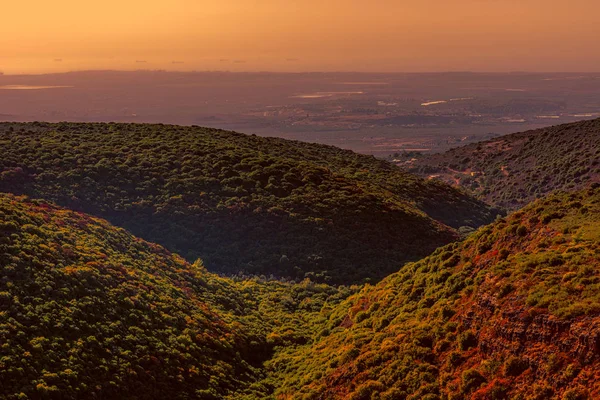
[407,118,600,209]
[0,193,354,399]
[0,122,498,283]
[0,193,271,399]
[271,186,600,399]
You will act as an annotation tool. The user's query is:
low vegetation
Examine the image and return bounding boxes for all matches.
[3,121,600,399]
[0,122,497,283]
[0,193,353,399]
[408,118,600,209]
[270,187,600,399]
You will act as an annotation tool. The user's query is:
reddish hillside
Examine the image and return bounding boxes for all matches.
[271,186,600,399]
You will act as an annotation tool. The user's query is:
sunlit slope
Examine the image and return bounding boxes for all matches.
[409,118,600,210]
[272,186,600,399]
[0,193,357,399]
[0,193,272,399]
[0,122,497,283]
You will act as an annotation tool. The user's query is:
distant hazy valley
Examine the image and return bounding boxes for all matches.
[1,71,600,156]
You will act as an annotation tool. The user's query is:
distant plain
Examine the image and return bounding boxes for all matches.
[1,71,599,155]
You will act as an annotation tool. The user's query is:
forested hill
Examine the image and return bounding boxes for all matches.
[271,186,600,399]
[0,122,498,283]
[0,193,352,399]
[407,118,600,210]
[0,193,266,399]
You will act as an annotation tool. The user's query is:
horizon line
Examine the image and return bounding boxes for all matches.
[2,69,600,77]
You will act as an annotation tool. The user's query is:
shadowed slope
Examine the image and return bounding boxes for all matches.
[0,122,497,283]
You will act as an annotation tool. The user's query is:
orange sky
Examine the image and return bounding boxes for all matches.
[1,0,599,74]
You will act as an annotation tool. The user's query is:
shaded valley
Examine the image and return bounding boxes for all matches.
[0,122,498,284]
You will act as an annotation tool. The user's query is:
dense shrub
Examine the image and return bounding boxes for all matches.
[0,122,497,284]
[461,369,486,393]
[407,119,600,209]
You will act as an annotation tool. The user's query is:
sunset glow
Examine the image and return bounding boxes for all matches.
[1,0,600,74]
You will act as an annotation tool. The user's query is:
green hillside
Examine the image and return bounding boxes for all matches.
[0,193,352,399]
[407,118,600,209]
[271,186,600,399]
[2,127,600,399]
[0,122,497,283]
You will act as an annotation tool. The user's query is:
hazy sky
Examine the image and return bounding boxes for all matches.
[1,0,599,74]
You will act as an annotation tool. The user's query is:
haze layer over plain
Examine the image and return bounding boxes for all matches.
[1,0,600,74]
